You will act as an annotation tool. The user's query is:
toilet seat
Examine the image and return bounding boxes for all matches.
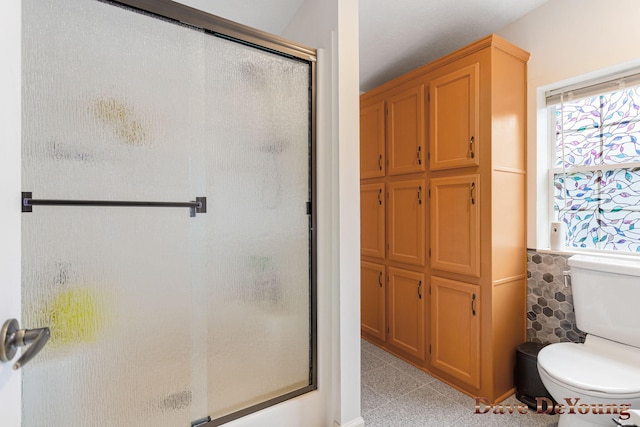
[537,341,640,398]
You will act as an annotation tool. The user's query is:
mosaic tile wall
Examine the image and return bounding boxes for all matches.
[526,250,586,344]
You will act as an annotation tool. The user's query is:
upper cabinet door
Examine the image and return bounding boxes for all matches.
[388,179,426,266]
[387,84,425,175]
[430,175,480,277]
[361,182,386,259]
[360,100,386,179]
[430,63,479,170]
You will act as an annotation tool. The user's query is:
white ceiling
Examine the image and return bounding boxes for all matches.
[359,0,549,91]
[172,0,306,36]
[173,0,550,92]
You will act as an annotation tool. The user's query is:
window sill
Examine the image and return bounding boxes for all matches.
[533,247,640,259]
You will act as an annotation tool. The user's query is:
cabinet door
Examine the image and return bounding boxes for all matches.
[361,183,385,259]
[388,267,425,360]
[388,179,425,266]
[361,262,386,341]
[429,63,479,170]
[430,175,480,277]
[431,276,480,388]
[387,84,425,175]
[360,100,386,178]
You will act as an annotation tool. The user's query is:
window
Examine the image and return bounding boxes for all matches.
[548,72,640,253]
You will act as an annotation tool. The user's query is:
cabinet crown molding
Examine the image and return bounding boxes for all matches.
[361,34,530,99]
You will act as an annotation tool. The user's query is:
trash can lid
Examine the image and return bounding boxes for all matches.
[516,342,547,359]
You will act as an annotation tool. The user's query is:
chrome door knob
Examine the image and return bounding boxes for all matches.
[0,318,50,370]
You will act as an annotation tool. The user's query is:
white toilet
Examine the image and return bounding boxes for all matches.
[537,254,640,427]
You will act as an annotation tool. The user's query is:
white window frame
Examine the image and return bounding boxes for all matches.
[543,69,640,256]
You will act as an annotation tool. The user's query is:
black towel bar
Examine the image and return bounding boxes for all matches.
[22,192,207,217]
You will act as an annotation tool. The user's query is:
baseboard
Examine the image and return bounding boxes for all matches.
[333,416,365,427]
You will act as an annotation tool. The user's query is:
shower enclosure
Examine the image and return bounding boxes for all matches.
[20,0,316,425]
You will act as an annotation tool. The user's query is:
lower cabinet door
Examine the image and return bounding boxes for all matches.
[388,267,425,360]
[361,261,386,340]
[431,276,480,388]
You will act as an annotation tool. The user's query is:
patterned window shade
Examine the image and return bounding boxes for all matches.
[550,82,640,252]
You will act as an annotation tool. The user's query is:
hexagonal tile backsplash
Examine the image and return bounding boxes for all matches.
[527,250,585,344]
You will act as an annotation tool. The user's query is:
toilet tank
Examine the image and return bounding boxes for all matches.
[568,254,640,348]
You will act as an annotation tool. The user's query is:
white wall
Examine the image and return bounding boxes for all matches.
[497,0,640,249]
[0,1,22,425]
[284,1,363,426]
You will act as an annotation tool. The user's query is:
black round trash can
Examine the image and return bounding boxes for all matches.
[514,342,556,412]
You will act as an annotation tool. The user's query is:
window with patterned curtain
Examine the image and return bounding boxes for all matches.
[548,71,640,253]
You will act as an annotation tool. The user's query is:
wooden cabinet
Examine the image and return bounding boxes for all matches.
[387,84,425,175]
[431,276,480,388]
[360,82,427,357]
[388,180,426,266]
[388,267,425,360]
[430,175,480,277]
[360,34,528,402]
[360,101,385,179]
[361,262,386,341]
[429,63,479,170]
[361,183,385,259]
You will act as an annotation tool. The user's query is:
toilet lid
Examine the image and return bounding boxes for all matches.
[538,342,640,395]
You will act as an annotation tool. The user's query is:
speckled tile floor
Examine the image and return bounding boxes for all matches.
[361,339,559,427]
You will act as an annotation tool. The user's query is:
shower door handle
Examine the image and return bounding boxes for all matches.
[0,318,50,370]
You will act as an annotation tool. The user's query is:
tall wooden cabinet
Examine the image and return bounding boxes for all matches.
[360,34,529,403]
[360,75,428,362]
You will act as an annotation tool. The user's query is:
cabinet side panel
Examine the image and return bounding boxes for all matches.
[492,278,526,398]
[491,49,527,172]
[491,171,526,280]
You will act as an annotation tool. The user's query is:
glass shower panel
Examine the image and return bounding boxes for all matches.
[23,0,313,425]
[22,0,205,425]
[201,39,311,419]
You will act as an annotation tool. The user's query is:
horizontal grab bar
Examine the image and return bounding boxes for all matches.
[22,192,207,217]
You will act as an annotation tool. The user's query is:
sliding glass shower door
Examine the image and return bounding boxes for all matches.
[21,1,315,426]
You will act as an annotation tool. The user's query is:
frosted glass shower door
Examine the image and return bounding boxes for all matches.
[198,38,312,421]
[22,1,206,425]
[21,0,314,426]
